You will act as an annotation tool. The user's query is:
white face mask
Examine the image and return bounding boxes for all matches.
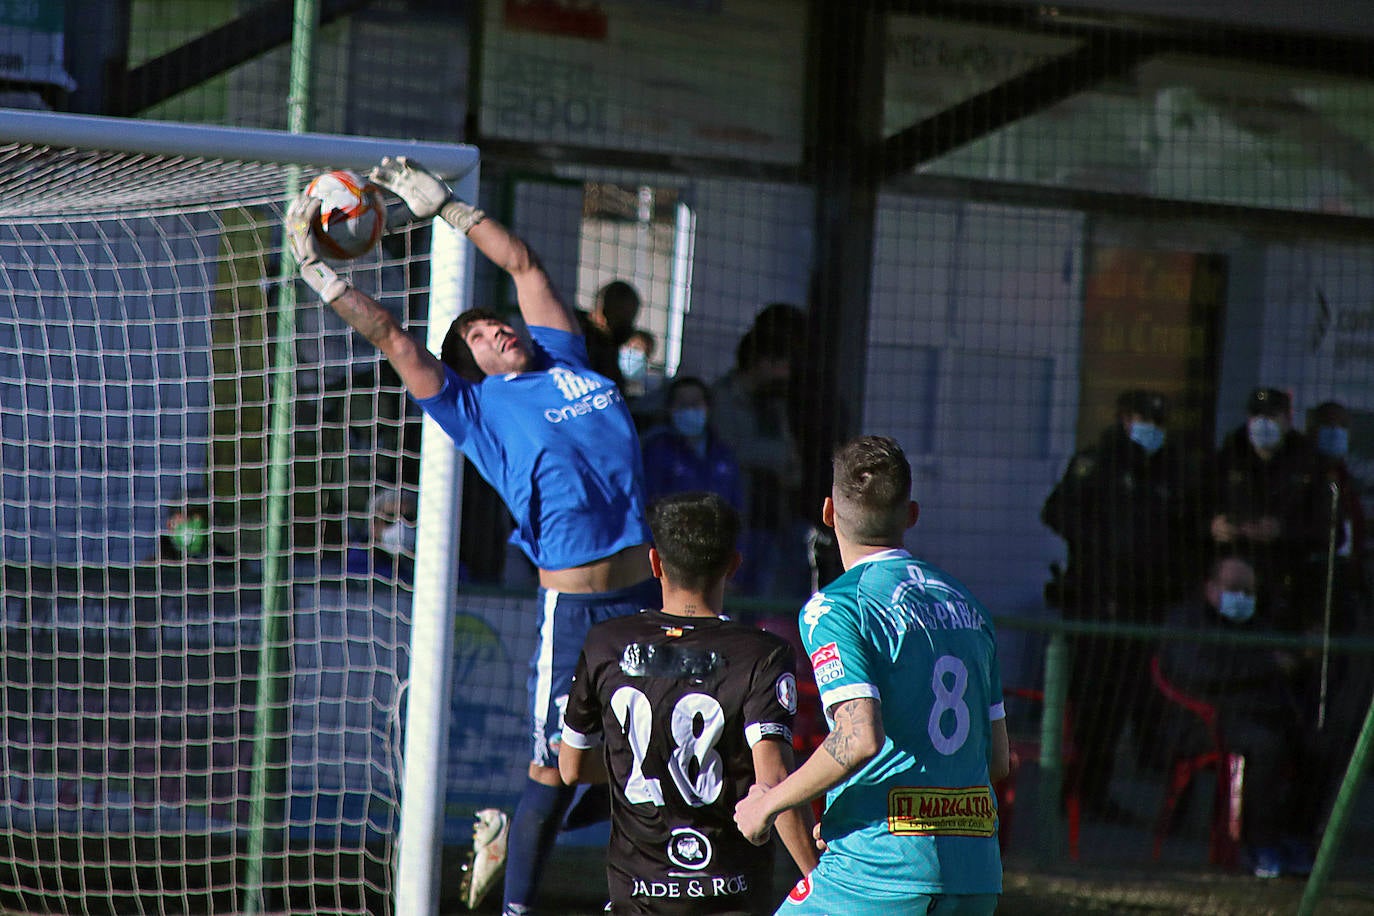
[1128,420,1165,454]
[1218,590,1256,623]
[1248,416,1283,452]
[378,521,416,556]
[618,347,648,381]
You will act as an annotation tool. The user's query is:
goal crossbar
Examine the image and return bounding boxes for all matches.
[0,108,479,179]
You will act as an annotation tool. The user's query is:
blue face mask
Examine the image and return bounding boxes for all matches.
[618,347,648,382]
[671,407,708,439]
[1218,590,1256,623]
[1317,425,1349,458]
[1128,421,1165,455]
[1248,415,1283,452]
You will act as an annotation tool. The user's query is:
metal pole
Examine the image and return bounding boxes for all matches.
[1037,631,1070,862]
[245,0,316,912]
[1298,687,1374,916]
[393,178,478,915]
[1318,480,1339,729]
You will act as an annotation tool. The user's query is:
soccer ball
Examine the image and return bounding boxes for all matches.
[304,169,385,260]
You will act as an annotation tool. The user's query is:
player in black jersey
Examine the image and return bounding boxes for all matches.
[560,492,818,915]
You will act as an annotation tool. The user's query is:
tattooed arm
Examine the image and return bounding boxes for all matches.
[327,287,446,399]
[734,698,883,844]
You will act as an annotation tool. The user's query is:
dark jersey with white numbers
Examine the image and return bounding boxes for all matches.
[563,610,799,915]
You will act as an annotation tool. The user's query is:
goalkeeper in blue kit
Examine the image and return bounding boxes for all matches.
[733,436,1010,915]
[286,158,658,915]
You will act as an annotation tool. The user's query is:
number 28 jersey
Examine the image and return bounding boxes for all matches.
[563,610,798,915]
[801,548,1005,897]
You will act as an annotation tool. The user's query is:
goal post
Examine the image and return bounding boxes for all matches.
[0,108,477,916]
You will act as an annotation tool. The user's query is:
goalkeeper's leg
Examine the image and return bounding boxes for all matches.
[501,775,576,914]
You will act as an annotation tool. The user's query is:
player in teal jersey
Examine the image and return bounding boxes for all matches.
[734,435,1010,915]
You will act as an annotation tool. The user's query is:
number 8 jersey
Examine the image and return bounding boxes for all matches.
[564,610,799,915]
[800,548,1004,898]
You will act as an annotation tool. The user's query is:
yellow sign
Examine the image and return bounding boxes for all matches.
[887,786,996,838]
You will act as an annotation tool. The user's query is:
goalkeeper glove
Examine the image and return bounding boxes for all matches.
[285,193,350,304]
[369,156,486,234]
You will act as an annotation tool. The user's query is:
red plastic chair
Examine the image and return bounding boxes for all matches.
[1148,654,1243,868]
[995,687,1080,861]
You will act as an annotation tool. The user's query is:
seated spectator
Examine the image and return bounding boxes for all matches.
[158,501,213,561]
[618,329,657,398]
[1157,554,1336,878]
[346,490,417,585]
[639,375,743,510]
[151,496,236,565]
[618,328,666,430]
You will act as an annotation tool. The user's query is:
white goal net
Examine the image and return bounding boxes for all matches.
[0,113,479,915]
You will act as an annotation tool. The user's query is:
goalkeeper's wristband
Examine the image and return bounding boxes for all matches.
[439,199,487,235]
[300,260,350,305]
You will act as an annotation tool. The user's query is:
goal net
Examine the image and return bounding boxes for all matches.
[0,113,478,915]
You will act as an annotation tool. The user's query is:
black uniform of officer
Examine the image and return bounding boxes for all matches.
[1209,387,1330,633]
[1041,389,1203,820]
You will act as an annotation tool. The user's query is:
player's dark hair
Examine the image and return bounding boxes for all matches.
[831,435,912,544]
[648,492,740,592]
[440,308,505,382]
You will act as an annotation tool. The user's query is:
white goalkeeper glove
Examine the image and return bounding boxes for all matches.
[285,193,350,304]
[368,156,486,234]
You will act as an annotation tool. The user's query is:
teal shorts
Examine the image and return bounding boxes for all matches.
[774,873,998,916]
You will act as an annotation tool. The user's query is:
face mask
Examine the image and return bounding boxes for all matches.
[671,407,708,439]
[171,517,208,557]
[618,347,648,381]
[378,521,416,556]
[1218,590,1256,623]
[1248,416,1283,452]
[1317,425,1349,458]
[1129,421,1165,455]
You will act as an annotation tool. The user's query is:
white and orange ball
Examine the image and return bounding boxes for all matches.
[305,169,385,260]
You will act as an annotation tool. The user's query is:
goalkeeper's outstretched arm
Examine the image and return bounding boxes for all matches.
[285,194,446,400]
[370,156,579,337]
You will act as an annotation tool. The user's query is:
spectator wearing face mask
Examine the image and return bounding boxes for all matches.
[1304,400,1368,632]
[1297,401,1374,833]
[577,280,642,390]
[638,376,743,511]
[1156,553,1333,879]
[159,503,212,561]
[1041,388,1205,823]
[1209,387,1331,633]
[617,329,657,399]
[347,490,418,585]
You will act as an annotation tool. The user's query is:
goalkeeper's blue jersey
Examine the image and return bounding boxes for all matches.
[800,548,1004,897]
[414,325,651,571]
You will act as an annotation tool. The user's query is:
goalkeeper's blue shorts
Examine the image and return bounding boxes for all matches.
[526,576,661,767]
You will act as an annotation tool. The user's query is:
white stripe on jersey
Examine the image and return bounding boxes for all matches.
[819,682,880,713]
[561,725,601,750]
